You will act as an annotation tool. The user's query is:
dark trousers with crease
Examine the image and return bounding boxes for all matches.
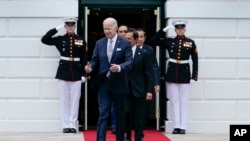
[96,79,126,141]
[125,94,146,141]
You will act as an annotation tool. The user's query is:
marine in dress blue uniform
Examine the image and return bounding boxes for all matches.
[41,17,87,133]
[149,20,198,134]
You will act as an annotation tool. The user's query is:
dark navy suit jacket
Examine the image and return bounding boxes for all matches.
[90,35,133,94]
[142,44,161,86]
[128,47,154,97]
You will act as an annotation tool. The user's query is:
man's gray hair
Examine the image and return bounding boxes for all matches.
[103,17,118,28]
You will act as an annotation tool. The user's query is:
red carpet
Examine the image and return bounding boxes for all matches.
[83,129,171,141]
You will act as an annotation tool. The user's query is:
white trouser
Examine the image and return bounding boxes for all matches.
[166,82,190,130]
[58,80,81,129]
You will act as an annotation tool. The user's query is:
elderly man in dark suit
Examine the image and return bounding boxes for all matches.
[85,17,133,141]
[124,29,154,141]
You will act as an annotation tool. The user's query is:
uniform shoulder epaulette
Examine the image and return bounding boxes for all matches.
[75,34,81,38]
[185,37,195,43]
[75,35,84,39]
[185,36,193,40]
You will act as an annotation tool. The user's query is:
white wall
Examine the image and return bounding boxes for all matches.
[165,0,250,133]
[1,0,250,133]
[0,0,78,132]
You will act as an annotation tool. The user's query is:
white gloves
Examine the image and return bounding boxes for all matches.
[56,24,64,31]
[163,25,174,32]
[81,76,86,83]
[190,79,196,83]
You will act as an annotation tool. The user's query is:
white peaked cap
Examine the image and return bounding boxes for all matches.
[172,19,188,27]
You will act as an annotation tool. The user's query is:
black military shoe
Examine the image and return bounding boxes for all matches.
[172,128,180,134]
[69,128,77,133]
[63,128,70,133]
[78,124,84,131]
[179,129,186,134]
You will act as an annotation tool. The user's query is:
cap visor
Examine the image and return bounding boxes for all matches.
[65,22,76,26]
[175,24,185,29]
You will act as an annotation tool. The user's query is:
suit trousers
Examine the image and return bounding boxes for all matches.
[110,102,116,131]
[125,95,146,141]
[166,82,190,130]
[97,79,126,141]
[58,80,81,130]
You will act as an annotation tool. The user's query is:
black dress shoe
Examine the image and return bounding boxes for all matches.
[125,131,131,141]
[78,124,84,131]
[125,136,131,141]
[63,128,70,133]
[179,129,186,134]
[172,128,180,134]
[69,128,77,133]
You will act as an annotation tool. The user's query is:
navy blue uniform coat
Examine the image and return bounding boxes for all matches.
[41,28,87,81]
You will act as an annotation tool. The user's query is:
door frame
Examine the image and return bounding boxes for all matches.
[78,3,166,131]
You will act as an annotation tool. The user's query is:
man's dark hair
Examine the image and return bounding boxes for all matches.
[127,28,138,40]
[136,28,146,37]
[118,24,129,29]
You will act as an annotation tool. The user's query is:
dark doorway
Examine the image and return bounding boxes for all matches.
[80,7,157,129]
[87,8,157,59]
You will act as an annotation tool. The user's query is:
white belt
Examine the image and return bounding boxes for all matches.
[169,58,189,64]
[60,56,80,61]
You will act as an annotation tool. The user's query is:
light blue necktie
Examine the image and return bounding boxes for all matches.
[107,39,113,62]
[106,39,113,77]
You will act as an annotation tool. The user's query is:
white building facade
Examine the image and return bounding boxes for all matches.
[165,0,250,133]
[0,0,250,133]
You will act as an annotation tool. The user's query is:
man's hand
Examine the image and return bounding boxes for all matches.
[146,93,153,101]
[85,61,92,73]
[56,24,64,31]
[163,25,174,32]
[110,64,120,72]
